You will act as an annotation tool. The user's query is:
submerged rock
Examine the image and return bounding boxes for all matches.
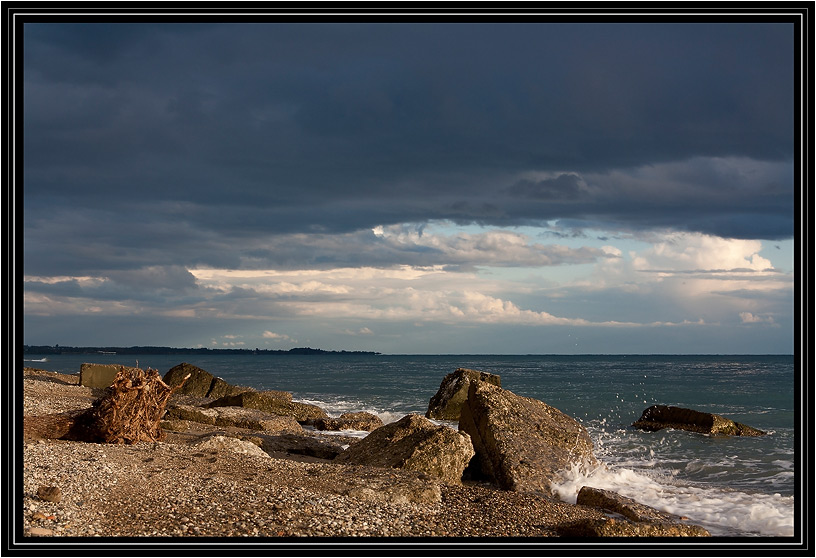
[459,380,597,495]
[632,405,766,436]
[426,368,501,420]
[334,413,475,484]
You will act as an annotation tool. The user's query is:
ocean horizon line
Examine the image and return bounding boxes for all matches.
[21,345,794,358]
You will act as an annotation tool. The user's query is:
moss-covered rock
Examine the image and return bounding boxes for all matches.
[206,377,251,400]
[212,407,302,433]
[207,391,327,422]
[163,363,252,400]
[163,363,216,398]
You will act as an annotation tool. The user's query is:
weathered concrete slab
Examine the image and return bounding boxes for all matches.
[79,363,122,389]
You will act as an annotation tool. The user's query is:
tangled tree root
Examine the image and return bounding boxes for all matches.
[24,367,190,444]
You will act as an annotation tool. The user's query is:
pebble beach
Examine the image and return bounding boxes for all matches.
[19,368,611,543]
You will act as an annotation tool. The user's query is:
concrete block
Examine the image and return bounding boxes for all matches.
[79,363,122,388]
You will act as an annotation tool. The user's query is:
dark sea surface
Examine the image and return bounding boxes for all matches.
[23,353,796,537]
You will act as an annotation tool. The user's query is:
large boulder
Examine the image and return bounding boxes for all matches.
[334,414,475,485]
[632,405,766,436]
[163,363,214,397]
[206,376,252,400]
[207,391,328,422]
[426,368,501,420]
[308,412,384,432]
[163,363,248,399]
[459,380,597,495]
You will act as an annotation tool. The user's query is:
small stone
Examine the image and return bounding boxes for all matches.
[37,486,62,503]
[28,527,54,536]
[31,512,47,521]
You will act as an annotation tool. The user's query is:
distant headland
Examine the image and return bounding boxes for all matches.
[22,345,381,356]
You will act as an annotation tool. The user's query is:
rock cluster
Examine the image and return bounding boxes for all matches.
[21,365,718,539]
[164,404,303,433]
[632,405,766,436]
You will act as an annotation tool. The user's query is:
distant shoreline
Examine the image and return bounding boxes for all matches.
[22,345,381,356]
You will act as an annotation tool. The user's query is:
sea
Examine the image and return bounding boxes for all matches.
[22,353,797,539]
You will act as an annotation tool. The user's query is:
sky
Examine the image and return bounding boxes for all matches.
[20,17,799,354]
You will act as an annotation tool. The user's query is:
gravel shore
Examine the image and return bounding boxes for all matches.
[17,368,615,548]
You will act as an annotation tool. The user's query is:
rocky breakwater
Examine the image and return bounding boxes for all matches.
[22,365,712,538]
[425,368,710,537]
[161,366,352,460]
[632,405,766,436]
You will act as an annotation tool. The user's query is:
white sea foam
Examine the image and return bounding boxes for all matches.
[296,396,424,427]
[550,461,795,537]
[302,426,370,439]
[377,411,410,424]
[295,397,415,430]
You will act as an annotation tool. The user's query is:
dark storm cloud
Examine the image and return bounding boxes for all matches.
[506,174,588,201]
[22,21,796,276]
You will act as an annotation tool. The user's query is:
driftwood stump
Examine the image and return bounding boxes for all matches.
[24,367,189,444]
